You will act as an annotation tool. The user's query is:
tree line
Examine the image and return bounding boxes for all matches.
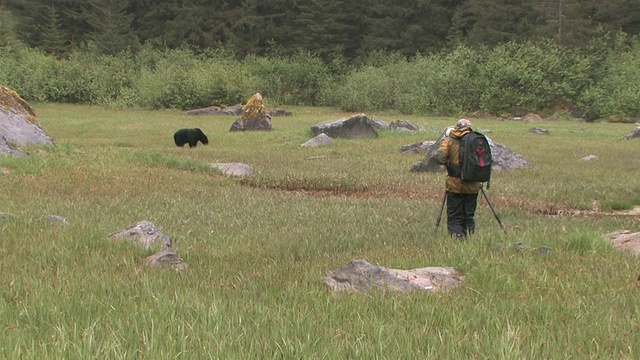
[2,0,640,61]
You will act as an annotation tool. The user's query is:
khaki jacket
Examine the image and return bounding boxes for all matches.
[435,128,481,194]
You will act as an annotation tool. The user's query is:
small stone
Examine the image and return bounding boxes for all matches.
[536,246,552,256]
[579,155,598,162]
[145,251,186,271]
[46,215,68,226]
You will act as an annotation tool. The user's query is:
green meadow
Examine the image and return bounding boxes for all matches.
[1,103,639,359]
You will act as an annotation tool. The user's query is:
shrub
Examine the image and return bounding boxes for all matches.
[243,51,330,106]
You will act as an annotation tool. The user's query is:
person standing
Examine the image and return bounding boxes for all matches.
[435,118,481,239]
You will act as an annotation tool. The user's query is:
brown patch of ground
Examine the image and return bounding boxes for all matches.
[260,184,640,217]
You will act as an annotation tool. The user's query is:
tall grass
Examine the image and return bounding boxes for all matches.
[1,104,639,358]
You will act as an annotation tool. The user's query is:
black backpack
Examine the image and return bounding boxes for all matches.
[459,131,492,185]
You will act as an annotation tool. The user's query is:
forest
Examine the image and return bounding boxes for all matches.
[1,1,640,118]
[2,0,639,60]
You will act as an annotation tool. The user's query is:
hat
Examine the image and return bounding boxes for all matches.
[455,118,472,130]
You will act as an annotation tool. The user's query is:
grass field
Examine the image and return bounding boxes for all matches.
[1,103,639,359]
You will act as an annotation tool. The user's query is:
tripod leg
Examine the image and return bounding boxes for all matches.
[480,185,508,237]
[434,191,447,235]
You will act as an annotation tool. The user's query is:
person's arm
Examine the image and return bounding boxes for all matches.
[435,138,449,165]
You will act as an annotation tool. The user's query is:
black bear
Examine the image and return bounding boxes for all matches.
[173,128,209,148]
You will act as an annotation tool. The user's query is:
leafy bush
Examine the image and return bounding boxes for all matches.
[578,36,640,119]
[1,32,639,118]
[132,47,254,109]
[243,51,331,106]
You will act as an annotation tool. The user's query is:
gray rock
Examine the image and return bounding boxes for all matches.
[536,246,552,256]
[529,127,549,135]
[369,116,389,129]
[0,133,27,158]
[0,212,16,223]
[108,220,172,250]
[401,141,434,154]
[186,105,291,117]
[605,230,640,257]
[46,215,68,226]
[145,251,186,270]
[229,115,273,131]
[389,120,419,131]
[624,126,640,140]
[210,162,252,177]
[301,133,333,148]
[579,155,598,162]
[410,129,533,173]
[311,114,378,139]
[324,259,464,294]
[0,93,55,147]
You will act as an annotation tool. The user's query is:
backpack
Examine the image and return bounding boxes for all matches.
[459,131,492,185]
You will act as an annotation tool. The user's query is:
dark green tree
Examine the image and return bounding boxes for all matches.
[449,0,546,47]
[83,0,139,54]
[41,4,68,56]
[361,0,455,57]
[294,0,367,61]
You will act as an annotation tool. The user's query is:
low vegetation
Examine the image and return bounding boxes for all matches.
[1,104,638,358]
[1,34,640,119]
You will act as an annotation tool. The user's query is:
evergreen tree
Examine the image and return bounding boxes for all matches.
[361,0,455,57]
[84,0,138,54]
[0,6,19,50]
[449,0,546,47]
[294,0,367,61]
[4,0,48,48]
[41,4,68,56]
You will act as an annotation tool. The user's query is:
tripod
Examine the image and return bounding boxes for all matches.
[435,184,508,237]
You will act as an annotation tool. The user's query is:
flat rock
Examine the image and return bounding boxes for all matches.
[579,155,598,162]
[210,162,252,177]
[324,259,464,294]
[624,126,640,140]
[605,230,640,257]
[107,220,172,250]
[145,251,186,270]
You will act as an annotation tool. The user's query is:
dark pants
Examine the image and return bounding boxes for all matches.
[446,191,479,238]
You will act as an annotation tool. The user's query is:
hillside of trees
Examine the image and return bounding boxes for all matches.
[2,0,640,60]
[1,1,639,119]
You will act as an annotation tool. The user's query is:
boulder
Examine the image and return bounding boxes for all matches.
[229,93,273,131]
[410,128,533,172]
[389,120,419,131]
[624,126,640,140]
[0,133,27,157]
[301,133,333,148]
[324,259,464,294]
[311,113,378,139]
[369,116,389,129]
[0,86,55,149]
[210,162,252,177]
[401,141,434,154]
[230,116,273,131]
[605,230,640,257]
[107,220,172,250]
